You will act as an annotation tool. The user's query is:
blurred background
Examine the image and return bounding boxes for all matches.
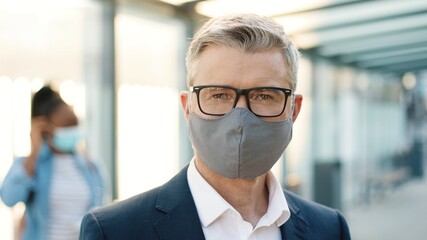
[1,0,426,239]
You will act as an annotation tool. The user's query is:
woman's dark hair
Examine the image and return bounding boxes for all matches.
[31,85,65,118]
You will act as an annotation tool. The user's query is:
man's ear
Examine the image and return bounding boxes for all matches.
[180,91,190,121]
[292,94,303,123]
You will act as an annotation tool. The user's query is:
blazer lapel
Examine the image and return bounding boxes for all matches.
[280,216,306,240]
[153,166,205,240]
[280,191,309,240]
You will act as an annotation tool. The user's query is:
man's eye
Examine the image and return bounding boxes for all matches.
[252,94,273,101]
[258,94,273,100]
[212,93,231,100]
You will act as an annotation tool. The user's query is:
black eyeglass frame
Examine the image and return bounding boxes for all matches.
[190,85,293,117]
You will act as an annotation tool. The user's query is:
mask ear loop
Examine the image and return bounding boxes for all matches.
[188,90,193,113]
[288,93,296,120]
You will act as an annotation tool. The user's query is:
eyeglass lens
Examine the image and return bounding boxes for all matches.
[196,86,289,117]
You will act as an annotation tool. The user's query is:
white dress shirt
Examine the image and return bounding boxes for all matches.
[187,159,291,240]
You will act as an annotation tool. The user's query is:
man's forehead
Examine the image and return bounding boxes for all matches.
[193,46,290,88]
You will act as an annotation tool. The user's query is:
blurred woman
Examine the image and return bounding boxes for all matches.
[0,85,105,240]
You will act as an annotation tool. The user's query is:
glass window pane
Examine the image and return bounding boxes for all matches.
[116,10,185,200]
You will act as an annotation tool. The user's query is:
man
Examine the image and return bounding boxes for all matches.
[80,14,351,240]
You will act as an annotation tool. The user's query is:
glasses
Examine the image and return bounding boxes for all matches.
[190,85,292,117]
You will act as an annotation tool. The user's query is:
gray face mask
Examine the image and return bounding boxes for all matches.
[188,108,293,179]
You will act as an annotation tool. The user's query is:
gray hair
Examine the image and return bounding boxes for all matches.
[186,13,300,90]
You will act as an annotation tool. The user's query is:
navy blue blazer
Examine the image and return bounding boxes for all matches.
[79,166,351,240]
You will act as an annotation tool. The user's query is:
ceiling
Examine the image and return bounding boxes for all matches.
[157,0,427,76]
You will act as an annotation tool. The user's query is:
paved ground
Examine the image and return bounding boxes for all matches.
[346,175,427,240]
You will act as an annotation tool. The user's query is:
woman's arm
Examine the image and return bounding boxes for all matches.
[0,117,47,206]
[0,157,36,206]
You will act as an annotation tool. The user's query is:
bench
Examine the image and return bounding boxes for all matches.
[366,167,411,201]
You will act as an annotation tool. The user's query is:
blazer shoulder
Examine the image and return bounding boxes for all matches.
[93,186,161,222]
[284,190,351,239]
[284,190,336,216]
[81,186,163,239]
[90,164,190,221]
[80,167,192,239]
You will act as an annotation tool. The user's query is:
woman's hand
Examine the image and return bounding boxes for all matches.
[24,117,49,176]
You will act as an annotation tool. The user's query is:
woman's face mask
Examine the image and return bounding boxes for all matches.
[44,103,82,153]
[52,126,83,153]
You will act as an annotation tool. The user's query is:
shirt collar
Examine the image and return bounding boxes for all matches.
[187,158,291,228]
[187,158,231,227]
[261,171,291,227]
